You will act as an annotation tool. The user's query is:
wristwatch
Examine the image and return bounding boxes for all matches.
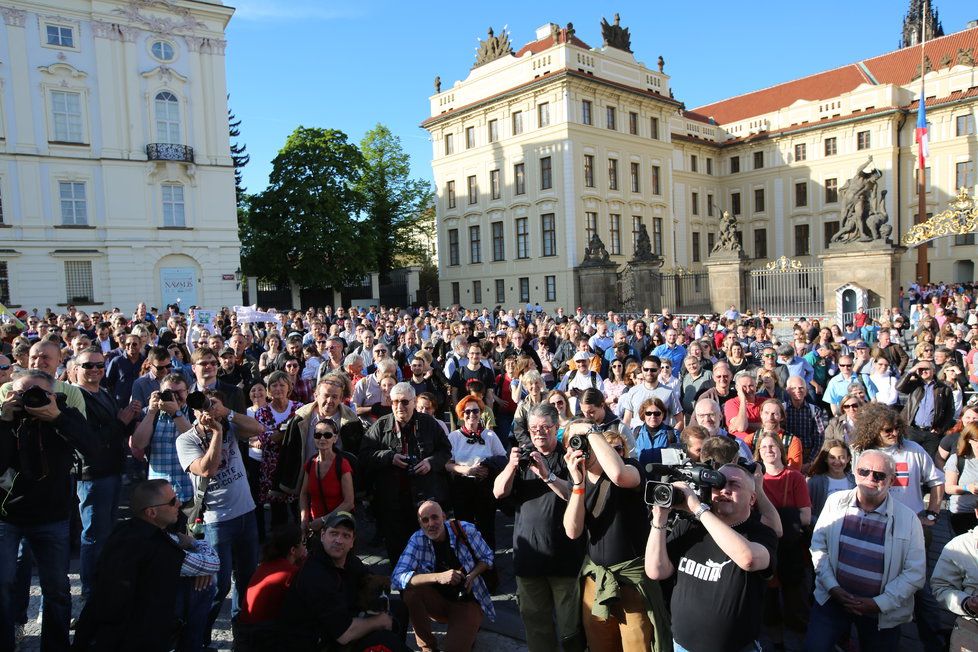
[543,472,557,484]
[226,410,236,422]
[693,503,711,520]
[924,510,938,522]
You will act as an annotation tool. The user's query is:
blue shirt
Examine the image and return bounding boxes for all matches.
[651,343,686,377]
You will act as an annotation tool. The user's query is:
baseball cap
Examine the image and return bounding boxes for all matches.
[219,347,235,358]
[854,342,869,350]
[573,351,591,362]
[323,511,356,531]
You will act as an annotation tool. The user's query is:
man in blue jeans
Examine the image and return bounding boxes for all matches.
[177,387,263,646]
[0,370,95,652]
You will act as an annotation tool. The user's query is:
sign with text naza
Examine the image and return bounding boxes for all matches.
[160,267,198,307]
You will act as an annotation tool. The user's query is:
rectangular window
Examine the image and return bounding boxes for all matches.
[46,24,74,47]
[629,111,638,135]
[690,155,698,173]
[541,213,556,257]
[538,102,550,128]
[584,155,594,188]
[606,106,616,130]
[731,192,741,216]
[794,143,807,161]
[519,277,530,303]
[162,184,185,227]
[469,225,481,263]
[59,181,87,225]
[491,221,505,261]
[753,151,764,169]
[730,156,740,173]
[856,130,871,150]
[692,232,701,263]
[652,217,663,255]
[51,90,83,142]
[545,276,556,302]
[708,232,715,253]
[473,280,482,304]
[444,133,454,155]
[65,260,93,303]
[465,126,475,149]
[795,181,808,207]
[582,100,593,126]
[467,175,478,204]
[514,163,526,195]
[512,111,523,135]
[954,234,976,246]
[447,180,456,209]
[824,137,837,156]
[516,218,529,259]
[631,216,643,254]
[451,282,460,305]
[956,114,976,137]
[824,221,840,248]
[488,119,498,143]
[0,186,5,224]
[609,214,621,255]
[630,162,640,192]
[754,187,765,213]
[651,166,661,195]
[707,194,714,217]
[495,279,505,303]
[650,117,659,140]
[448,229,459,266]
[825,178,838,204]
[608,159,618,190]
[753,228,768,259]
[585,212,598,245]
[706,158,713,175]
[794,224,810,256]
[956,161,976,189]
[691,192,699,216]
[0,262,8,305]
[490,169,500,200]
[540,156,552,190]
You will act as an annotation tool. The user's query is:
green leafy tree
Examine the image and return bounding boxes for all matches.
[358,124,435,282]
[240,127,369,288]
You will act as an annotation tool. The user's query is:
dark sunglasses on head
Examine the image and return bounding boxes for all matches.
[80,362,106,370]
[842,403,858,410]
[149,495,179,508]
[155,363,172,370]
[313,429,336,440]
[644,410,662,417]
[463,409,481,416]
[0,364,11,371]
[643,367,659,373]
[856,468,888,482]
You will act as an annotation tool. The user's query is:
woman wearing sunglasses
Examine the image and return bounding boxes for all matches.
[632,397,677,463]
[297,420,354,536]
[825,394,864,444]
[446,395,507,550]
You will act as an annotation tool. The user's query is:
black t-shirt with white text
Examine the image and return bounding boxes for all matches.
[666,510,777,652]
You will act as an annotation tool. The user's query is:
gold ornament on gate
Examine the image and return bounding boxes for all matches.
[902,186,978,247]
[764,256,803,271]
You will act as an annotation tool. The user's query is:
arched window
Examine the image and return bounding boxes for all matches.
[155,91,180,144]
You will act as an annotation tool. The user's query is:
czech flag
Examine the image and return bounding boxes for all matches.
[915,87,929,170]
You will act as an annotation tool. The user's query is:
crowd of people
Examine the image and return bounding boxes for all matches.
[1,284,978,651]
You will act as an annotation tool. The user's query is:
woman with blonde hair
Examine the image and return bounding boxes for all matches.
[546,389,573,443]
[944,423,978,534]
[511,370,547,448]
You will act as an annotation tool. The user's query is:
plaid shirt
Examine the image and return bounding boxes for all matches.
[147,406,194,503]
[172,536,221,576]
[785,400,828,464]
[392,520,495,621]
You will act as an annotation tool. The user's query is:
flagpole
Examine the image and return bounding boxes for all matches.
[916,1,929,285]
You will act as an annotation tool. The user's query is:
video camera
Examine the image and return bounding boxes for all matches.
[644,449,726,509]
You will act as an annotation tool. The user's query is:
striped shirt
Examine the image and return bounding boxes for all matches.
[837,505,887,598]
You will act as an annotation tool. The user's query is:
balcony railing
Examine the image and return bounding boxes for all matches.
[146,143,194,163]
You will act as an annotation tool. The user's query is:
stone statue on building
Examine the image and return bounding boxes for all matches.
[582,233,611,264]
[658,55,665,72]
[565,23,576,40]
[600,13,632,52]
[434,76,441,93]
[958,47,975,67]
[831,156,892,244]
[711,209,744,256]
[912,54,933,80]
[473,27,513,68]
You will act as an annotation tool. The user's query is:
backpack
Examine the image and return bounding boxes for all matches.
[751,429,795,456]
[566,369,600,389]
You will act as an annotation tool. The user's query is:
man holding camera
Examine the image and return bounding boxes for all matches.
[493,404,585,651]
[645,462,778,652]
[0,370,95,651]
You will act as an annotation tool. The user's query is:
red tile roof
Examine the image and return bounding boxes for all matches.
[515,27,590,57]
[691,26,978,126]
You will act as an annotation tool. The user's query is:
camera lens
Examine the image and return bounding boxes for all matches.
[652,484,674,507]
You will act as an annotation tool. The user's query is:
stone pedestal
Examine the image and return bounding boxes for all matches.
[820,244,906,319]
[576,262,619,313]
[629,261,665,313]
[705,254,749,314]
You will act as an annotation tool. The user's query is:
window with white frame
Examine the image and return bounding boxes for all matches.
[162,183,185,227]
[65,260,94,303]
[545,275,556,302]
[59,181,87,225]
[51,91,83,142]
[46,24,74,48]
[0,262,8,304]
[151,40,176,62]
[155,92,181,144]
[0,185,4,224]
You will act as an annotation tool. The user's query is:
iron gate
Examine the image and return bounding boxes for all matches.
[748,256,823,317]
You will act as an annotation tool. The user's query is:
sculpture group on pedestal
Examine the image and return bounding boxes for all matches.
[831,156,893,245]
[711,209,744,257]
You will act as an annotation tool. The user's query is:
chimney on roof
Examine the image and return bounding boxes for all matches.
[968,19,978,29]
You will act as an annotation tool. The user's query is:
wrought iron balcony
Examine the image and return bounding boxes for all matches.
[146,143,194,163]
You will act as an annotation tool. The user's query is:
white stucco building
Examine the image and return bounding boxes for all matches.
[0,0,240,312]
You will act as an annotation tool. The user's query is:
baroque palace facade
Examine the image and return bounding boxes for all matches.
[0,0,240,311]
[425,10,978,309]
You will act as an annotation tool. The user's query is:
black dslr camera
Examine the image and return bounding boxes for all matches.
[517,445,535,470]
[20,385,50,409]
[567,431,591,458]
[644,449,726,510]
[185,391,213,412]
[403,455,419,475]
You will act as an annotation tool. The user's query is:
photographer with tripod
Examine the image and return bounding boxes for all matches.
[644,462,778,652]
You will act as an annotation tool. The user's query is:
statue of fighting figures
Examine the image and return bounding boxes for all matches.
[831,156,893,244]
[711,208,744,256]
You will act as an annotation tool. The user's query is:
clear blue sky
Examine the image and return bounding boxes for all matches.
[225,0,976,195]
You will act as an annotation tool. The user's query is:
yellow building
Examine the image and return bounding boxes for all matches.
[425,14,978,309]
